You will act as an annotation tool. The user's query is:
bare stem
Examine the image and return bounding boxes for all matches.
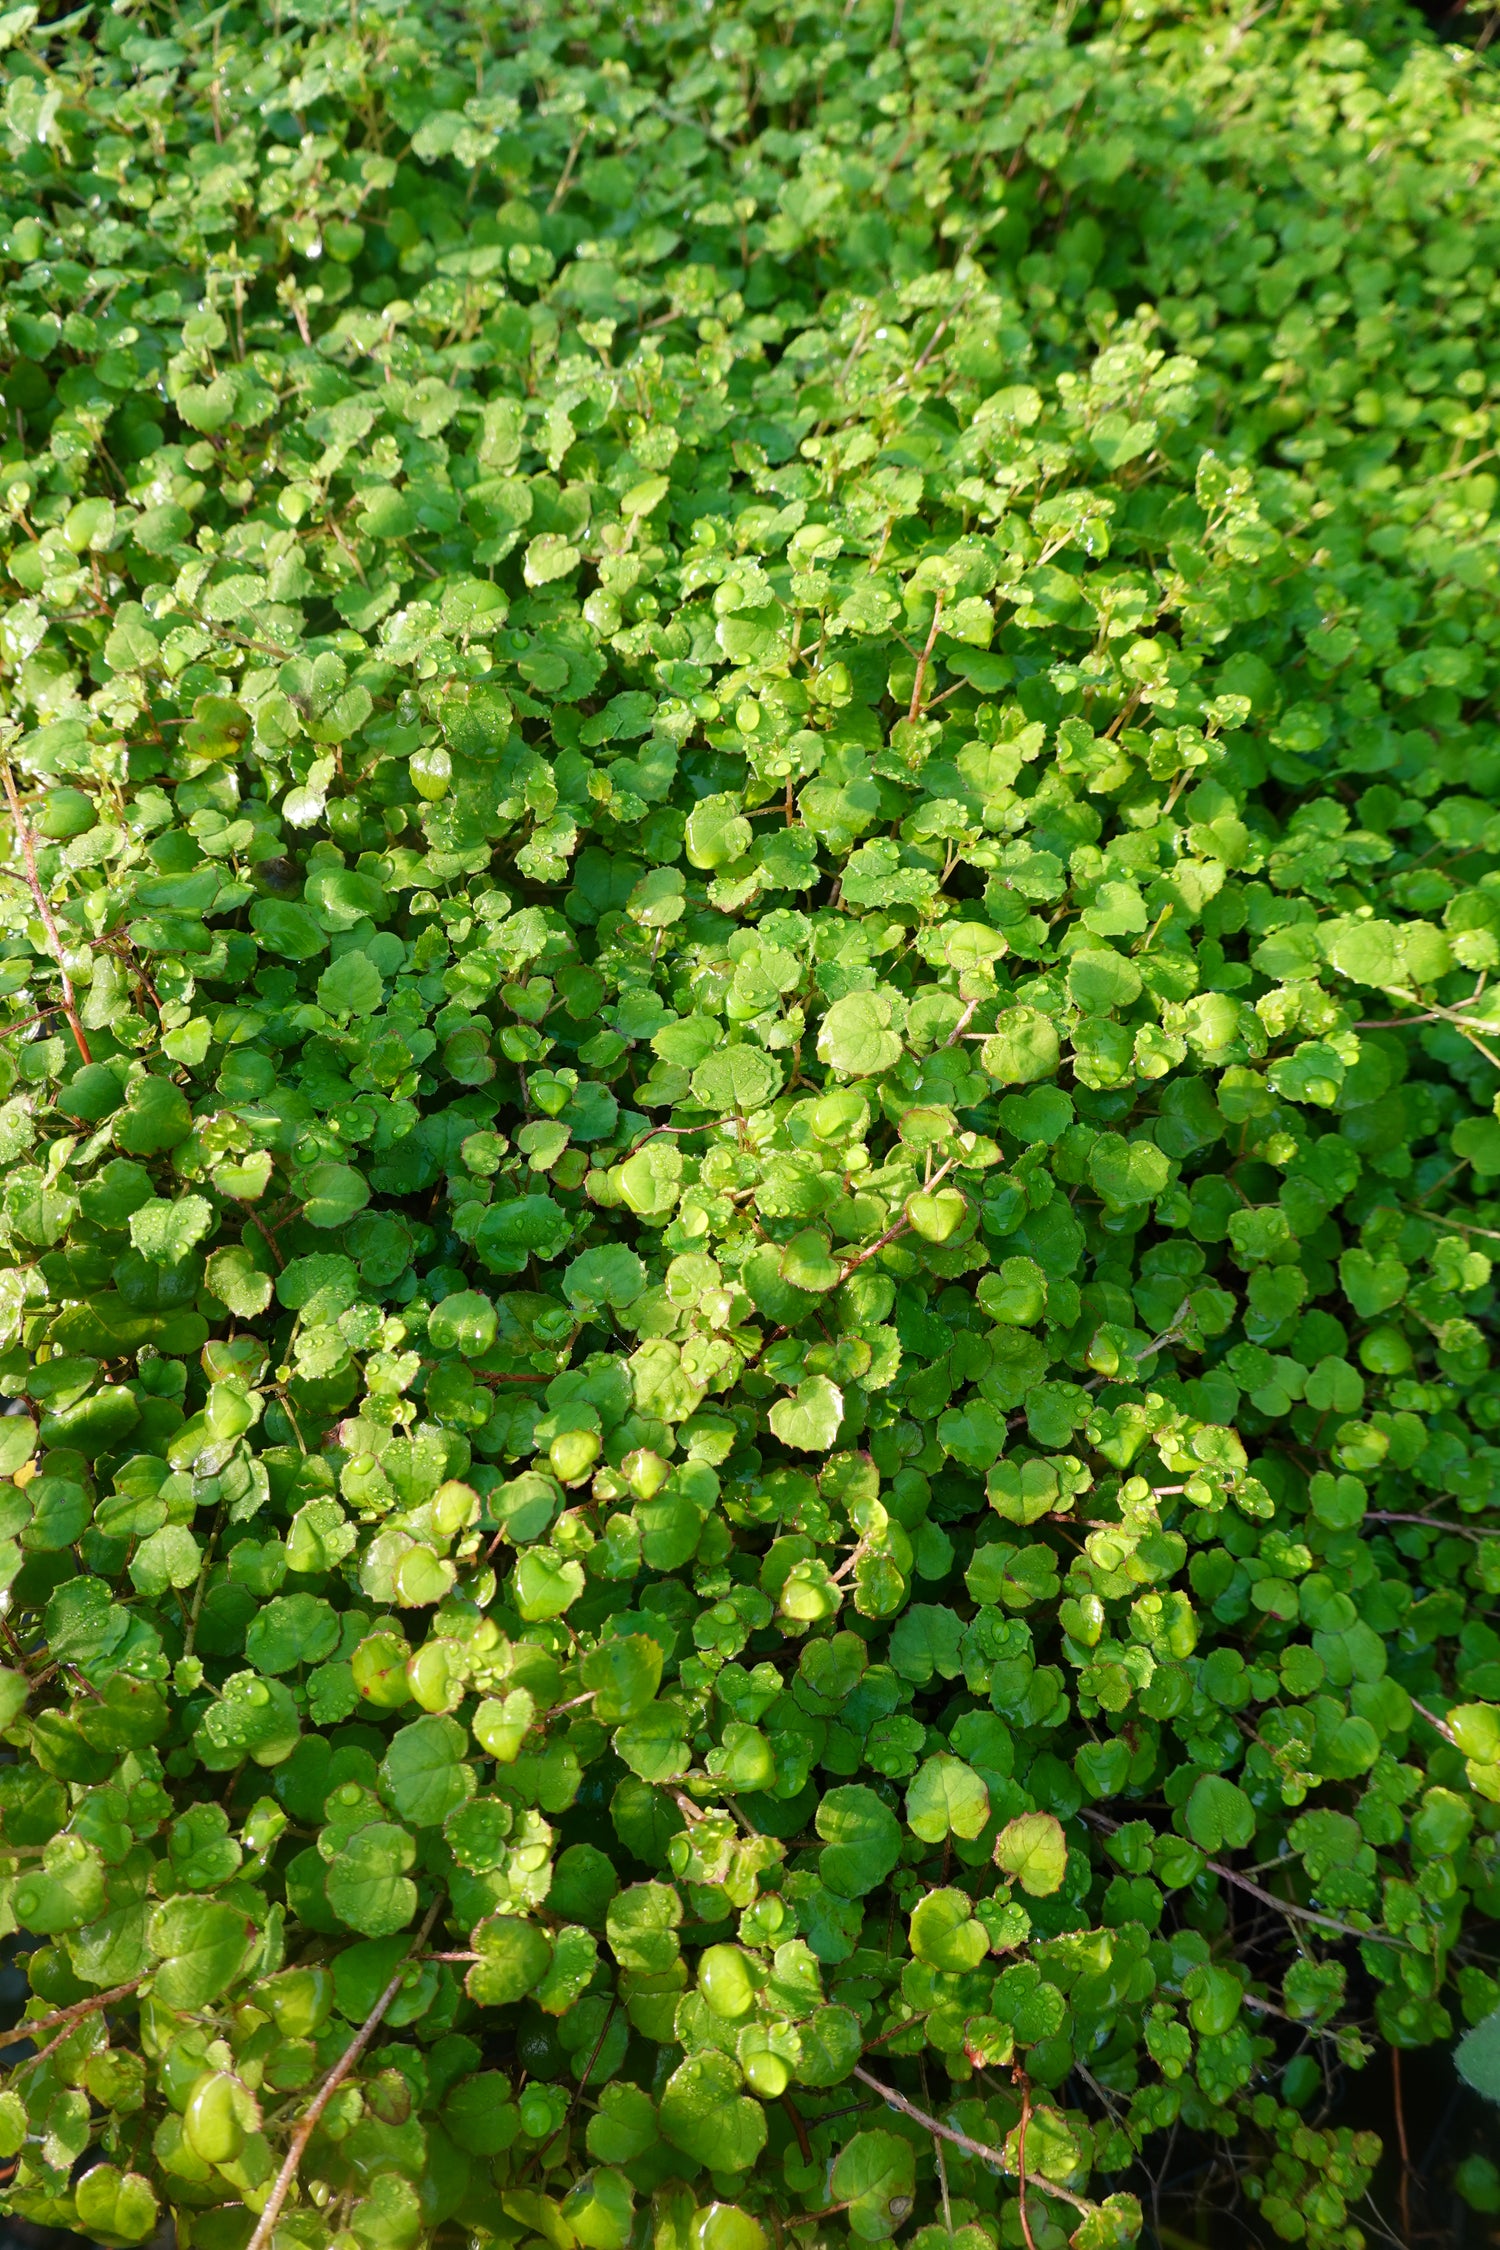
[1014,2067,1039,2250]
[906,593,945,724]
[1367,1512,1489,1539]
[942,999,980,1049]
[1080,1810,1408,1948]
[0,1979,141,2056]
[851,2068,1095,2217]
[1409,1696,1459,1748]
[243,1899,441,2250]
[836,1157,956,1286]
[1,761,91,1065]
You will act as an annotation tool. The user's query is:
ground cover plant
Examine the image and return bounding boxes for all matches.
[1,0,1500,2244]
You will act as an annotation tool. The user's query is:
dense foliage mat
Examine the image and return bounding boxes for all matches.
[1,0,1500,2244]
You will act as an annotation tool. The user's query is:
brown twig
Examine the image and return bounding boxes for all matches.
[922,2057,954,2241]
[624,1120,725,1157]
[0,1006,60,1041]
[863,2010,931,2051]
[1103,688,1141,741]
[183,1508,224,1662]
[1393,2046,1412,2246]
[243,1898,441,2250]
[548,127,585,213]
[1080,1811,1408,1948]
[0,1613,32,1674]
[1,762,91,1064]
[532,1999,616,2173]
[1367,1512,1490,1539]
[830,1537,869,1585]
[906,592,945,724]
[851,2068,1095,2217]
[1014,2067,1039,2250]
[1409,1696,1459,1748]
[836,1157,956,1286]
[246,1211,285,1271]
[942,999,980,1048]
[0,1979,141,2056]
[909,297,969,383]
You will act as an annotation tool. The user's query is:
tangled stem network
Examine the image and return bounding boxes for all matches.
[0,1,1497,2248]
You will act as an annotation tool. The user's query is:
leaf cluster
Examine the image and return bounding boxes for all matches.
[0,0,1498,2247]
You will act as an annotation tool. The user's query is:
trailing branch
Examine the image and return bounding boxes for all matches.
[852,2067,1096,2217]
[243,1899,441,2250]
[1,760,91,1065]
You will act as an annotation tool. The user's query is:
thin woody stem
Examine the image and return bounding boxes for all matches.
[1368,1512,1489,1539]
[1080,1810,1408,1948]
[830,1536,869,1584]
[906,592,945,724]
[836,1158,956,1286]
[1014,2068,1039,2250]
[1409,1696,1459,1748]
[243,1898,441,2250]
[862,2010,930,2050]
[1,761,92,1065]
[942,999,980,1049]
[0,1979,141,2055]
[547,126,585,213]
[536,1998,616,2168]
[183,1508,224,1662]
[851,2068,1096,2217]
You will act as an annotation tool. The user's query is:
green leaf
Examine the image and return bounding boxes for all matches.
[466,1913,554,2005]
[993,1812,1068,1896]
[581,1634,663,1721]
[691,1045,783,1114]
[472,1194,574,1274]
[909,1888,990,1972]
[564,1244,646,1315]
[658,2052,767,2173]
[830,2129,916,2241]
[587,2084,660,2166]
[427,1289,497,1356]
[515,1550,586,1620]
[193,1672,301,1770]
[1087,1135,1170,1210]
[128,1194,214,1265]
[12,1835,106,1931]
[524,533,582,585]
[326,1820,418,1935]
[113,1077,192,1155]
[205,1246,275,1317]
[981,1008,1061,1083]
[148,1896,254,2010]
[245,1593,339,1676]
[318,951,384,1018]
[816,1785,901,1898]
[1456,2005,1500,2102]
[817,991,903,1077]
[685,792,753,870]
[73,2165,160,2248]
[301,1161,371,1229]
[905,1754,990,1843]
[11,7,1500,2230]
[380,1714,476,1827]
[614,1699,690,1783]
[768,1374,845,1453]
[1184,1775,1256,1854]
[249,899,328,959]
